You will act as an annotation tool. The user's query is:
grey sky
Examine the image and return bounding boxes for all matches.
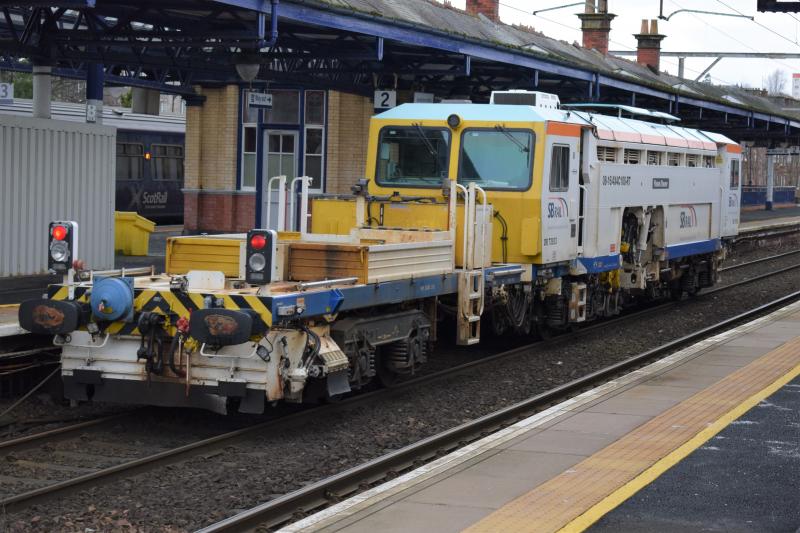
[440,0,800,92]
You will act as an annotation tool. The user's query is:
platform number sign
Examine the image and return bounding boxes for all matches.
[0,83,13,104]
[374,90,397,110]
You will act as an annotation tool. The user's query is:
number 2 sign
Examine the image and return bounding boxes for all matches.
[374,90,396,110]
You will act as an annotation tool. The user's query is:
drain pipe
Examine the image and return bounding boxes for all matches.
[259,0,280,48]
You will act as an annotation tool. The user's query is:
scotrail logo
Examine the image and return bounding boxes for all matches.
[679,205,698,229]
[546,197,569,219]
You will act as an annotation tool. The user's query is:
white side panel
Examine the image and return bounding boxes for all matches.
[665,204,712,244]
[0,115,116,277]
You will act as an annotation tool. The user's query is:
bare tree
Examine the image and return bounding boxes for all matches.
[763,69,787,95]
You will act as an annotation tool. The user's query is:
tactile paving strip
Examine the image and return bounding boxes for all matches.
[464,336,800,533]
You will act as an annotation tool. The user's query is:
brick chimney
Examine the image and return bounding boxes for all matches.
[577,0,616,55]
[635,19,666,71]
[466,0,499,22]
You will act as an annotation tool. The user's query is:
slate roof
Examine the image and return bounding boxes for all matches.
[298,0,800,121]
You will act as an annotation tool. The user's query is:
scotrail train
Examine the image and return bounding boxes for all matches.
[19,91,742,414]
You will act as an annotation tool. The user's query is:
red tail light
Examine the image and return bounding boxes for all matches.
[250,234,267,250]
[52,225,67,241]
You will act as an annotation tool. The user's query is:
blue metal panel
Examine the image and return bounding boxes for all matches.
[265,273,460,322]
[664,239,721,260]
[597,75,670,100]
[276,3,595,82]
[576,254,622,273]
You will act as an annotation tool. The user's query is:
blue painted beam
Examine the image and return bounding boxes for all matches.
[276,2,595,82]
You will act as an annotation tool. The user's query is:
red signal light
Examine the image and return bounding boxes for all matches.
[52,225,68,241]
[250,234,267,250]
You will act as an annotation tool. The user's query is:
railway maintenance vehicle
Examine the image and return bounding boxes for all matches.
[18,91,742,413]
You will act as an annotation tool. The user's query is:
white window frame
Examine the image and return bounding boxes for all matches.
[240,89,259,191]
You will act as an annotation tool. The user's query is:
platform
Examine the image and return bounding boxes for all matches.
[284,300,800,533]
[739,205,800,234]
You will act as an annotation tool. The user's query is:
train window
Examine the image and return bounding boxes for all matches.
[597,146,617,162]
[730,159,740,188]
[116,143,144,181]
[686,154,699,168]
[667,152,682,166]
[623,149,641,165]
[647,151,663,166]
[376,126,450,188]
[549,145,570,192]
[458,128,534,190]
[151,144,184,181]
[704,155,716,168]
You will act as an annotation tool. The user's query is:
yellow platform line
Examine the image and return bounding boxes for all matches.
[464,336,800,533]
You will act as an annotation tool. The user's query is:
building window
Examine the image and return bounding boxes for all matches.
[116,143,144,181]
[242,126,257,189]
[305,90,325,125]
[597,145,616,162]
[305,127,324,190]
[686,154,699,168]
[703,155,716,168]
[667,152,682,166]
[730,159,740,188]
[151,144,184,181]
[647,151,663,166]
[265,90,300,124]
[549,144,570,191]
[623,149,641,165]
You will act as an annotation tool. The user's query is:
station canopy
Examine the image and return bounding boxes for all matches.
[1,0,799,143]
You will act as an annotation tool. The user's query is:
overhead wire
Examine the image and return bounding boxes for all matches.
[714,0,800,47]
[498,1,735,85]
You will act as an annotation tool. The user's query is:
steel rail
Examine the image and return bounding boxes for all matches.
[198,289,800,533]
[719,249,800,272]
[1,258,797,515]
[0,412,134,454]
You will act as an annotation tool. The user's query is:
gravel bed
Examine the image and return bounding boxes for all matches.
[5,242,800,531]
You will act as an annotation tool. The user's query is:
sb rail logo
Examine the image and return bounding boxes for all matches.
[679,206,698,229]
[546,197,568,219]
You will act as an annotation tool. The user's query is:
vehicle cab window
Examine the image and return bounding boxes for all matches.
[458,128,534,190]
[376,126,450,188]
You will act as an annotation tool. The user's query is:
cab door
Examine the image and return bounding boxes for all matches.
[541,130,580,263]
[720,152,741,237]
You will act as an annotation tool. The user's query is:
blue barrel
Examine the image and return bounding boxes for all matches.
[90,277,134,322]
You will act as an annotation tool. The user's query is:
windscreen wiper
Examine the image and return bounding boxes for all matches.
[495,125,530,153]
[413,123,438,157]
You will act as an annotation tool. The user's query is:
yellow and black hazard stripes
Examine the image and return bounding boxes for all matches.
[45,284,273,334]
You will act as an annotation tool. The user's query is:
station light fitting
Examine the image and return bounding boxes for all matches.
[246,229,277,285]
[48,221,78,273]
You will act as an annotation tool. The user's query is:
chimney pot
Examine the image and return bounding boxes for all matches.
[578,2,616,55]
[466,0,499,22]
[634,20,666,71]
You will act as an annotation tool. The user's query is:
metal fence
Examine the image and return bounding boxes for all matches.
[0,114,116,277]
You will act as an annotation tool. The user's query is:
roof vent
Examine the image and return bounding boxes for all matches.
[490,90,560,109]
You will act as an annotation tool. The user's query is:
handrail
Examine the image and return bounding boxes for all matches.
[454,183,468,269]
[265,175,287,231]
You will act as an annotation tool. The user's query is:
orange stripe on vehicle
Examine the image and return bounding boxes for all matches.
[727,144,743,154]
[547,122,582,137]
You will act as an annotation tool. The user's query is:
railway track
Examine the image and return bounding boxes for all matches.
[198,288,800,533]
[1,254,799,520]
